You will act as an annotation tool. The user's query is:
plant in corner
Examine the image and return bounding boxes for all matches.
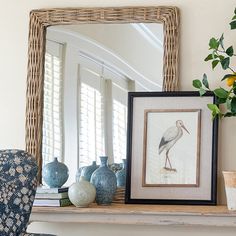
[193,8,236,210]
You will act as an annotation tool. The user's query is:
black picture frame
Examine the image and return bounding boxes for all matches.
[125,91,218,205]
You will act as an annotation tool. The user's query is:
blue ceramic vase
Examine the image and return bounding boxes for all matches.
[116,159,127,187]
[81,161,98,181]
[42,157,69,188]
[76,166,86,182]
[90,156,117,205]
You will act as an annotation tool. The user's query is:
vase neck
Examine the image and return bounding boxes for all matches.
[54,157,58,162]
[122,159,127,170]
[100,156,108,167]
[122,159,127,169]
[92,161,96,166]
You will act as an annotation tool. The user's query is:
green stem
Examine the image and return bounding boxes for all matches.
[228,66,236,73]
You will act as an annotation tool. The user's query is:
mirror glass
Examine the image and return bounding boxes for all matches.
[42,23,164,184]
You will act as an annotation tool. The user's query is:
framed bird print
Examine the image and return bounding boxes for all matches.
[125,91,218,205]
[143,109,201,187]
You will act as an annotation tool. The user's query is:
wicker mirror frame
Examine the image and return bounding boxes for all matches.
[25,7,180,181]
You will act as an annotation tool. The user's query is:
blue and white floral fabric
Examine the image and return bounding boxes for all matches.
[0,150,56,236]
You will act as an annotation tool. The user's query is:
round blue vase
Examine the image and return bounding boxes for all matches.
[81,161,98,181]
[116,159,127,187]
[42,157,69,188]
[90,156,117,205]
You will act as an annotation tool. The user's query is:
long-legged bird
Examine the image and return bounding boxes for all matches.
[158,120,189,171]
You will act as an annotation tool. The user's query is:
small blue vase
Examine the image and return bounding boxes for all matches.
[81,161,98,181]
[116,159,127,187]
[90,156,117,205]
[42,157,69,188]
[76,166,86,182]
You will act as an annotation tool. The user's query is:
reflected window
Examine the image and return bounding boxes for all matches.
[113,99,127,163]
[78,61,130,166]
[79,83,105,166]
[42,41,64,165]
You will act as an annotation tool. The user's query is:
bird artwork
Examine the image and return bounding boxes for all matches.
[158,120,190,172]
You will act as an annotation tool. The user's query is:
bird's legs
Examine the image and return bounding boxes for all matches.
[164,150,176,172]
[164,155,168,169]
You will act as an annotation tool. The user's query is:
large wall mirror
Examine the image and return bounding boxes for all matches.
[25,7,180,184]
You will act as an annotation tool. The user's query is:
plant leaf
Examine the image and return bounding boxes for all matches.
[199,87,206,96]
[233,15,236,20]
[219,34,224,49]
[216,97,227,104]
[209,37,219,49]
[204,54,213,61]
[219,55,225,60]
[207,103,221,119]
[231,97,236,113]
[202,73,209,89]
[226,46,234,56]
[221,57,230,70]
[230,20,236,30]
[221,74,236,81]
[226,98,232,110]
[233,81,236,95]
[212,60,219,69]
[224,112,233,117]
[224,112,236,117]
[192,79,202,89]
[213,88,229,98]
[207,103,220,112]
[234,8,236,15]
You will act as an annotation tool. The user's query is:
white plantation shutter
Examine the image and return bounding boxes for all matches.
[77,56,132,165]
[112,99,127,163]
[42,40,64,165]
[79,82,105,166]
[78,63,105,167]
[111,82,128,163]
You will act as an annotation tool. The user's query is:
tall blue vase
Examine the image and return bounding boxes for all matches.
[42,157,69,188]
[81,161,98,181]
[90,156,117,205]
[116,159,127,187]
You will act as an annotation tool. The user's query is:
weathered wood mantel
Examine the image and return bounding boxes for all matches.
[30,204,236,227]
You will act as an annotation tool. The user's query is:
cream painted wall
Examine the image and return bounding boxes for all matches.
[1,0,236,235]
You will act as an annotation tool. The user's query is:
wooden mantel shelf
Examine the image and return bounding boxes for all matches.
[30,204,236,227]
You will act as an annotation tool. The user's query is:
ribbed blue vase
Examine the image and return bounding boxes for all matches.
[90,156,117,205]
[81,161,98,181]
[42,157,69,188]
[116,159,127,187]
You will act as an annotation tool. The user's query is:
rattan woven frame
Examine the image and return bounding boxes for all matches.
[25,6,180,181]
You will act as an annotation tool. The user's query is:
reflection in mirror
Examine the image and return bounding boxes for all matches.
[42,23,164,184]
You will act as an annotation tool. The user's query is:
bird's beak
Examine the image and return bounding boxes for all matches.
[182,124,190,134]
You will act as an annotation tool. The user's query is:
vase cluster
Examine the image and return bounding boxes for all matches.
[42,156,127,207]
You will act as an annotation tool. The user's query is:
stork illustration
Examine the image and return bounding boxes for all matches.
[158,120,189,172]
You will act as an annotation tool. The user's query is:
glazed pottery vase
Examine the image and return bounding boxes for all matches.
[223,171,236,210]
[109,163,123,173]
[76,166,86,182]
[81,161,98,181]
[90,156,117,205]
[42,157,69,188]
[68,177,96,207]
[116,159,127,187]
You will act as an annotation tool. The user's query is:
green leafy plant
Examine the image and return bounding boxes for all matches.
[193,8,236,119]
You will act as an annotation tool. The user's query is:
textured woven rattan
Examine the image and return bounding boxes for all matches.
[25,6,180,181]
